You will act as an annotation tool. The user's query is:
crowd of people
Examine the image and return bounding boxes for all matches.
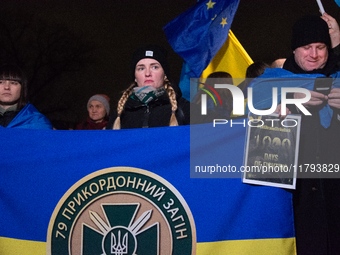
[1,10,340,255]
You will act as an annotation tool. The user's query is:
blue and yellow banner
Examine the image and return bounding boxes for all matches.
[0,123,296,254]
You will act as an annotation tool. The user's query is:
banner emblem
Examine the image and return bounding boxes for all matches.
[47,167,196,254]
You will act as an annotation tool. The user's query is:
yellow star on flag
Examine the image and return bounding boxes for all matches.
[206,0,216,10]
[220,17,227,28]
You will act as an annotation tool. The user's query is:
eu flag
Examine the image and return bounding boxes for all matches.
[163,0,240,77]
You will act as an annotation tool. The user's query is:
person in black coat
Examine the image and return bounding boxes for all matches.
[107,45,190,129]
[281,14,340,255]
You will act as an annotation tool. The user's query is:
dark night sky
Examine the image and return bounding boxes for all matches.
[2,0,340,125]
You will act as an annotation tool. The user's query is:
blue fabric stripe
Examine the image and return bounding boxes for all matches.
[248,68,340,128]
[0,124,294,243]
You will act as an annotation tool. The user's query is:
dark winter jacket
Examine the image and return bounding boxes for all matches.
[76,117,108,130]
[0,109,20,127]
[283,49,340,255]
[106,92,190,129]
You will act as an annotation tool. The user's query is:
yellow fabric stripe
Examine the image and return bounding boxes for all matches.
[228,30,254,68]
[201,30,253,116]
[197,238,296,255]
[201,30,253,83]
[0,237,46,255]
[1,236,296,255]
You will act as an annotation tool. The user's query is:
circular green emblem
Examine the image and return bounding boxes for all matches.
[47,167,196,255]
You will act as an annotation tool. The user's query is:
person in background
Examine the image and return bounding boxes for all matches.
[245,61,270,78]
[238,61,270,95]
[106,45,190,129]
[76,94,110,130]
[270,58,286,68]
[273,14,340,254]
[0,64,52,129]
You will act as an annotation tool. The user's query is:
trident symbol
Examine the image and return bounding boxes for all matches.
[89,209,153,255]
[111,230,128,255]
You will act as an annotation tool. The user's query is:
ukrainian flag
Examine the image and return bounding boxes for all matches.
[0,122,295,254]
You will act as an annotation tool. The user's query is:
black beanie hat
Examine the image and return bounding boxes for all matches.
[291,15,331,50]
[131,45,170,79]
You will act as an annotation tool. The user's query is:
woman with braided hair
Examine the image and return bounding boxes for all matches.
[107,45,190,129]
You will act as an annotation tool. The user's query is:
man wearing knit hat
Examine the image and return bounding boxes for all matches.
[278,14,340,255]
[284,14,338,73]
[76,94,110,130]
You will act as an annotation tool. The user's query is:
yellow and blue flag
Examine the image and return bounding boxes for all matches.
[177,31,253,101]
[0,123,295,254]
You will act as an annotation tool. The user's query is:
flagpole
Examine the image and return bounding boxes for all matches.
[316,0,325,15]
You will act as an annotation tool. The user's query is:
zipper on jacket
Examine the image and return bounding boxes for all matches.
[142,105,150,128]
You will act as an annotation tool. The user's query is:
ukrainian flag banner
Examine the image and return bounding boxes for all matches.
[0,123,296,254]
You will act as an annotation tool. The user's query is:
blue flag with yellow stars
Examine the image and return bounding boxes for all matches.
[163,0,240,77]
